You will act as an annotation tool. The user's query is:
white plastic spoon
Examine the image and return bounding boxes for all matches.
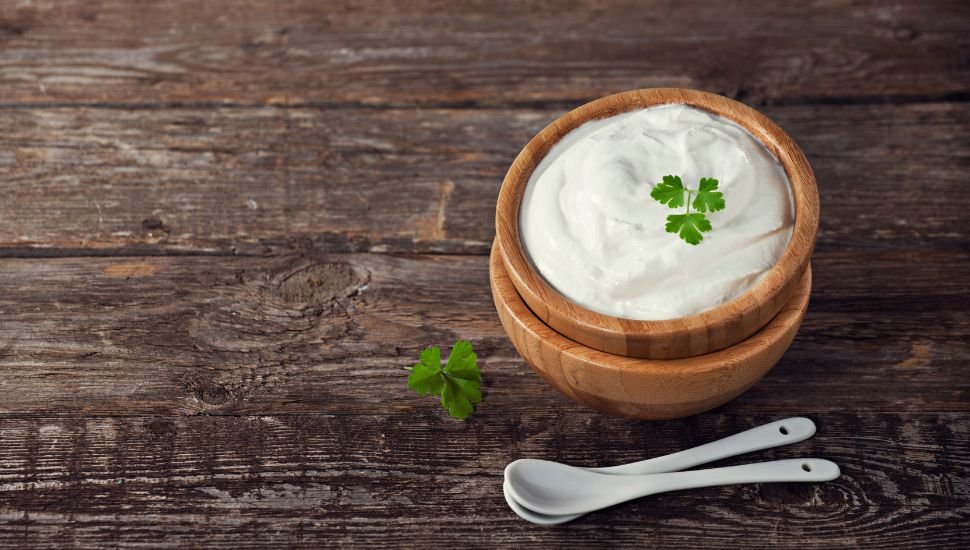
[507,458,840,517]
[503,417,817,524]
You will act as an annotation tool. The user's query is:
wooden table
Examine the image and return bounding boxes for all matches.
[1,1,967,547]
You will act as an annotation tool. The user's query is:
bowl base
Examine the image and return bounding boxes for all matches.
[490,238,812,420]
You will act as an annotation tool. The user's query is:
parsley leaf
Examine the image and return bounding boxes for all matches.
[407,346,444,395]
[649,175,686,208]
[406,340,482,420]
[665,213,713,245]
[649,175,726,245]
[691,177,726,213]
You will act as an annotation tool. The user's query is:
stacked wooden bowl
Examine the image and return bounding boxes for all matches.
[491,88,819,420]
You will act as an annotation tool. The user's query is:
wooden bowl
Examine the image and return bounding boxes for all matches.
[490,238,812,420]
[495,88,819,359]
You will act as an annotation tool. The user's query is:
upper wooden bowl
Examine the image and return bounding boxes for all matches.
[490,238,812,420]
[496,88,819,359]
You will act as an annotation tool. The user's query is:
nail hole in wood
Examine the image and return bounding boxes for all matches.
[802,463,812,472]
[779,425,789,435]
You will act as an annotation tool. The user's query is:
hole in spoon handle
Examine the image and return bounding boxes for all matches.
[772,417,815,440]
[795,459,840,481]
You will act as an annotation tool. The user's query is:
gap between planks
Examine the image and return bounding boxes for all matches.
[0,90,969,112]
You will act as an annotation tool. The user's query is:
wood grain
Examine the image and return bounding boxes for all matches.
[0,0,967,546]
[0,412,966,548]
[0,107,531,255]
[0,0,967,107]
[0,102,966,256]
[0,250,965,417]
[492,238,812,419]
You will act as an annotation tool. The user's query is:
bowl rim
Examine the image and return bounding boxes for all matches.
[495,87,819,357]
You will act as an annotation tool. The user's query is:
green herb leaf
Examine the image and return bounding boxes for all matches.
[407,346,444,396]
[649,175,726,244]
[649,175,686,208]
[665,213,713,245]
[691,177,726,213]
[407,340,481,420]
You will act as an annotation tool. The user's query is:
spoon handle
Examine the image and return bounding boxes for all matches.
[595,417,816,475]
[632,458,840,499]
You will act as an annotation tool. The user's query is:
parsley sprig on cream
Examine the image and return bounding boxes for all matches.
[650,175,726,245]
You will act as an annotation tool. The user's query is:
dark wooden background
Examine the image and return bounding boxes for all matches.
[0,1,968,548]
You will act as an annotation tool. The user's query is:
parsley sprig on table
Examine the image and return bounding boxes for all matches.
[650,175,726,245]
[406,340,482,420]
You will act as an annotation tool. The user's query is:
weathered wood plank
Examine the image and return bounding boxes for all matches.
[0,1,965,547]
[0,412,966,548]
[0,102,967,255]
[0,251,965,417]
[0,0,967,107]
[0,107,537,255]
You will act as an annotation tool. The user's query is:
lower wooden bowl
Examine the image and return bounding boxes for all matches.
[490,238,812,420]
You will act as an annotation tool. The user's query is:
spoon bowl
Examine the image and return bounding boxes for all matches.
[503,481,581,525]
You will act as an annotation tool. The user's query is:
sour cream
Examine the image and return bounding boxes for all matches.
[520,104,794,320]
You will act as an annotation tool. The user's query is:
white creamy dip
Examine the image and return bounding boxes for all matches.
[520,104,794,320]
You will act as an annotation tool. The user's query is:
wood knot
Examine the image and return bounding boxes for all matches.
[144,418,177,441]
[141,217,171,240]
[141,217,167,231]
[182,374,232,406]
[755,481,818,506]
[274,262,369,307]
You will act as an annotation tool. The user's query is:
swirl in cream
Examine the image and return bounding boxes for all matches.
[520,104,794,320]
